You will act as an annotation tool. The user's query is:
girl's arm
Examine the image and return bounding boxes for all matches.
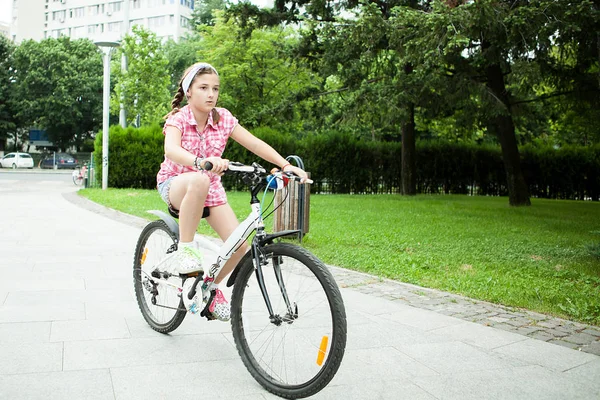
[230,125,308,181]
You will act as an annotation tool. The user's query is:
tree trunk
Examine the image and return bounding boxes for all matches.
[485,63,531,206]
[401,101,416,195]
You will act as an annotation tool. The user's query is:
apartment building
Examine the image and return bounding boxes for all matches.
[11,0,194,43]
[10,0,46,42]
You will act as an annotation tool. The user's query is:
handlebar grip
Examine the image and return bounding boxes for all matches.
[203,161,213,171]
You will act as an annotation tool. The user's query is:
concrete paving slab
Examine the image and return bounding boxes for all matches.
[563,358,600,382]
[344,316,451,351]
[430,320,529,350]
[0,302,85,323]
[378,305,465,332]
[491,338,599,372]
[0,321,51,343]
[395,341,529,374]
[51,318,131,342]
[335,346,439,381]
[411,364,599,400]
[0,342,63,375]
[84,299,141,320]
[4,288,134,306]
[110,359,262,400]
[0,265,34,275]
[0,278,85,292]
[316,378,438,400]
[63,333,238,370]
[0,369,114,400]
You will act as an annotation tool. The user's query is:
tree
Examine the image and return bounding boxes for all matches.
[227,1,437,195]
[196,12,321,130]
[11,37,103,150]
[112,25,171,126]
[0,35,16,152]
[190,0,228,26]
[390,0,600,205]
[164,38,205,94]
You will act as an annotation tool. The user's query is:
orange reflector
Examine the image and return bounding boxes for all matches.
[316,335,329,366]
[141,248,148,265]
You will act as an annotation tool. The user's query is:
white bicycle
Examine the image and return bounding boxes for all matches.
[133,161,347,399]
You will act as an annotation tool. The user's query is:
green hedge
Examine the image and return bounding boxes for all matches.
[94,125,600,200]
[94,124,165,189]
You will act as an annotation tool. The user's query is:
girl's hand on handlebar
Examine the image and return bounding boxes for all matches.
[283,164,310,183]
[201,157,229,175]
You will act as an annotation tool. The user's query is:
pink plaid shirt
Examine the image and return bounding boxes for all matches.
[157,105,238,207]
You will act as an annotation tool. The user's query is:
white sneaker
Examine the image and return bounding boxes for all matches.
[173,246,203,274]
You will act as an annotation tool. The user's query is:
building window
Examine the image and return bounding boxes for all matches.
[180,16,189,28]
[52,10,66,21]
[108,1,122,13]
[131,0,141,9]
[148,16,165,28]
[72,26,85,38]
[108,22,122,32]
[88,24,103,34]
[88,5,100,16]
[179,0,192,8]
[73,7,84,18]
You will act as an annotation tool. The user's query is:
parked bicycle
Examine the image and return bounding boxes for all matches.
[72,163,88,186]
[133,161,347,399]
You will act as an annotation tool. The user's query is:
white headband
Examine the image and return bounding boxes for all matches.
[182,63,219,97]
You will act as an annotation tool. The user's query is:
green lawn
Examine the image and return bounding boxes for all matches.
[79,188,600,325]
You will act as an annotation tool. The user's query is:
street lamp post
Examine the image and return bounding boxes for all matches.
[94,41,120,190]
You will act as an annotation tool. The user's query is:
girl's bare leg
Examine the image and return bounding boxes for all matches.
[168,172,210,242]
[205,203,249,284]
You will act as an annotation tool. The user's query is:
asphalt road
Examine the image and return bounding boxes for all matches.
[0,168,73,183]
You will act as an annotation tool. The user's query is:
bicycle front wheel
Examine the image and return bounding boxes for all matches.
[231,243,347,399]
[133,220,186,333]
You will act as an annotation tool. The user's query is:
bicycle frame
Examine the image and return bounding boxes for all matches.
[146,202,262,289]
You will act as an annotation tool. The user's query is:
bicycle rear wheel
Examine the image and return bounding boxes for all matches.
[231,243,347,399]
[72,170,83,185]
[133,220,186,333]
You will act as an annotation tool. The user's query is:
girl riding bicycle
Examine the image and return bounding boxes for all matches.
[156,62,308,322]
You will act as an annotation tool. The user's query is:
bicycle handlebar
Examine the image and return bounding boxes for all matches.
[202,161,313,185]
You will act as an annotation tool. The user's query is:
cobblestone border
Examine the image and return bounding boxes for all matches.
[65,191,600,356]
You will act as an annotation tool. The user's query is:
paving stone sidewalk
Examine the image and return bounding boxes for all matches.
[329,267,600,356]
[67,192,600,357]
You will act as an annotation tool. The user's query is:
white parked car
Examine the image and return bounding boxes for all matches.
[0,152,34,169]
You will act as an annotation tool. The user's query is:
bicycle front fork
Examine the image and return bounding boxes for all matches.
[252,240,297,326]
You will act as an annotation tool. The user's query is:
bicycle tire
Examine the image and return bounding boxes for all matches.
[73,171,83,186]
[133,220,186,333]
[231,243,347,399]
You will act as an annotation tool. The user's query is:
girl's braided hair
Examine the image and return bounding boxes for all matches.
[164,63,220,124]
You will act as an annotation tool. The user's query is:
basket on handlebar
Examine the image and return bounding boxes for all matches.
[273,156,310,242]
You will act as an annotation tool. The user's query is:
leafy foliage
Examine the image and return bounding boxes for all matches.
[112,25,171,126]
[0,35,16,148]
[11,37,103,150]
[196,12,321,130]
